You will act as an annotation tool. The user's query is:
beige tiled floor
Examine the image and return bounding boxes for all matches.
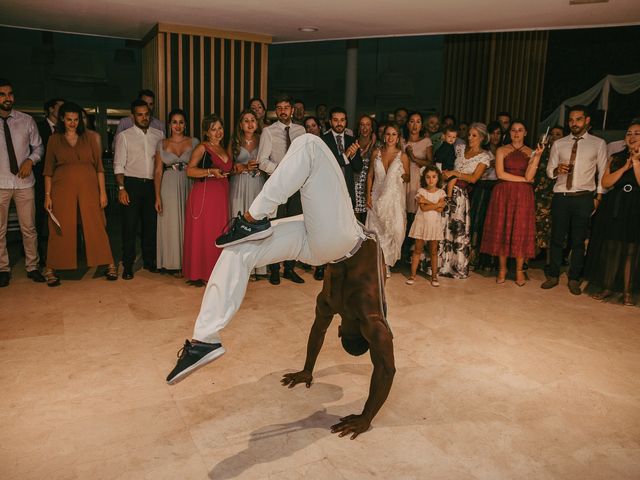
[1,263,639,479]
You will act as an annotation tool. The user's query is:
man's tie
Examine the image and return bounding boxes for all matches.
[1,117,19,175]
[565,137,582,190]
[336,134,344,155]
[284,126,291,151]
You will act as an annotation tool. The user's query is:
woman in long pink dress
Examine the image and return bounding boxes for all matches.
[183,115,232,284]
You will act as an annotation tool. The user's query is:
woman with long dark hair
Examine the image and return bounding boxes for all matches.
[43,102,116,286]
[154,109,198,276]
[248,97,269,132]
[480,120,543,286]
[586,121,640,306]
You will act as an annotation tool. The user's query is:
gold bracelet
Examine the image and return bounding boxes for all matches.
[45,193,51,196]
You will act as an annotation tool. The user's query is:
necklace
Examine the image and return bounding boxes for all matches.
[244,137,255,145]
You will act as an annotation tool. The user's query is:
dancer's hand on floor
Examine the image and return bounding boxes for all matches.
[281,370,313,388]
[330,414,371,440]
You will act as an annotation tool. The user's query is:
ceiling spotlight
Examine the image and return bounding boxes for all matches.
[298,26,319,32]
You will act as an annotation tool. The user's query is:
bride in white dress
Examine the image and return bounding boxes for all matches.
[366,124,410,276]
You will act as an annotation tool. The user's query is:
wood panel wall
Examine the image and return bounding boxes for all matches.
[142,23,271,138]
[441,31,549,139]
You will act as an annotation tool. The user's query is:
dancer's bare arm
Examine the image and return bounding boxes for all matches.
[331,315,395,439]
[281,296,334,388]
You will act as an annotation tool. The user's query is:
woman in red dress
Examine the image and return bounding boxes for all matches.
[481,121,543,286]
[183,115,232,284]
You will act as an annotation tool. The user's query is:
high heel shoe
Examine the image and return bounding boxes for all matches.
[496,269,506,284]
[105,264,118,281]
[623,293,635,306]
[43,267,60,287]
[592,289,613,301]
[515,270,526,287]
[385,265,391,278]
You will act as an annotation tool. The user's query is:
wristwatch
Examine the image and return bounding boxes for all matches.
[118,186,125,191]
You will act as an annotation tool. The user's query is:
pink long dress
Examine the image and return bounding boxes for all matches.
[183,146,232,281]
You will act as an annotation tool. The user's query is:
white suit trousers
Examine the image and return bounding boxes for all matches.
[193,134,364,344]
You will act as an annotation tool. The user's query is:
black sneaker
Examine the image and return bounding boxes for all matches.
[215,214,273,248]
[166,340,226,385]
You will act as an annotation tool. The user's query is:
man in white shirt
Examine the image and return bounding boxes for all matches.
[257,95,306,285]
[114,89,165,138]
[113,99,164,280]
[0,79,46,287]
[542,105,608,295]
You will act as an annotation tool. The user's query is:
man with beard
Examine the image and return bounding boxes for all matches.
[292,99,306,126]
[0,79,45,287]
[542,105,608,295]
[113,99,164,280]
[322,107,362,208]
[257,95,306,285]
[115,89,165,137]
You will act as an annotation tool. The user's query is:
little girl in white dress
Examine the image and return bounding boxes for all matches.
[407,165,446,286]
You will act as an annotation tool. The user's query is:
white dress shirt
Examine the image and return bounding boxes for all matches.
[113,126,164,180]
[257,121,305,175]
[0,110,43,189]
[46,118,56,133]
[546,132,608,194]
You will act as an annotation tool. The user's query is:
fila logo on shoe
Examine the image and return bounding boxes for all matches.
[240,225,251,232]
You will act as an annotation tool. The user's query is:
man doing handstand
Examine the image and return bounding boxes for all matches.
[166,134,395,438]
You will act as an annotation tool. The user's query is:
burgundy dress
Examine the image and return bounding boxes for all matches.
[480,147,535,258]
[183,146,232,281]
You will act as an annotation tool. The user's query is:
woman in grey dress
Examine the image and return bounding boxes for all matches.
[154,109,198,275]
[228,109,266,276]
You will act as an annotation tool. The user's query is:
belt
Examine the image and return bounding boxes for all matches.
[331,227,374,264]
[163,163,186,171]
[555,190,594,197]
[125,176,153,183]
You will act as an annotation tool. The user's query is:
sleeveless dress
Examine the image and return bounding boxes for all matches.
[228,146,265,218]
[481,147,535,258]
[409,188,446,240]
[183,146,232,281]
[156,137,198,270]
[228,145,267,276]
[585,157,640,295]
[365,150,406,266]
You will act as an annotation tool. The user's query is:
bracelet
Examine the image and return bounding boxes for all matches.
[45,193,50,196]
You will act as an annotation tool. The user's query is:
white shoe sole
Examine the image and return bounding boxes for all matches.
[215,227,273,248]
[167,346,226,385]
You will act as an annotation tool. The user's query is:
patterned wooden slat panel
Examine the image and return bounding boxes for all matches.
[142,24,271,140]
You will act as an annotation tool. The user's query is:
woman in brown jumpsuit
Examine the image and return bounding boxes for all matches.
[43,102,116,286]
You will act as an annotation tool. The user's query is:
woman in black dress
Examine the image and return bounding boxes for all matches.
[585,121,640,306]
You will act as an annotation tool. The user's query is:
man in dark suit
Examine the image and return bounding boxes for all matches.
[322,107,362,208]
[36,98,64,266]
[319,107,362,280]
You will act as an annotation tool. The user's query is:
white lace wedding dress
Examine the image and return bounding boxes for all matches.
[365,150,406,267]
